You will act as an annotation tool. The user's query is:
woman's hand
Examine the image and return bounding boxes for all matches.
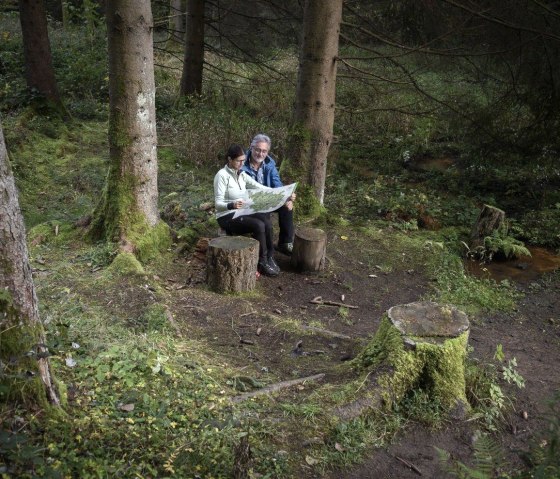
[234,199,244,209]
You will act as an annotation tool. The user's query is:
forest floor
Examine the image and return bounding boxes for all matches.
[38,221,558,478]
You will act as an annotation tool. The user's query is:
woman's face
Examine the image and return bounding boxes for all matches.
[228,154,245,171]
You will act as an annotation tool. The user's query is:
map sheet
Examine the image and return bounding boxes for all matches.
[232,183,297,218]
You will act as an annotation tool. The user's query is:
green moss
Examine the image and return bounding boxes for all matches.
[0,290,50,408]
[355,316,470,411]
[106,252,145,276]
[132,221,171,263]
[293,184,324,221]
[27,221,75,246]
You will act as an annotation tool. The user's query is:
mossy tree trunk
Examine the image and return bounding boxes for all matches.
[286,0,342,207]
[0,120,60,407]
[180,0,205,96]
[18,0,66,116]
[90,0,170,261]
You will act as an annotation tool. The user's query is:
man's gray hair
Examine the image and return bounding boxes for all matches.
[250,134,271,149]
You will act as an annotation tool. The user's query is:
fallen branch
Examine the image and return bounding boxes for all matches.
[310,296,358,309]
[301,325,352,339]
[395,455,422,476]
[231,373,325,403]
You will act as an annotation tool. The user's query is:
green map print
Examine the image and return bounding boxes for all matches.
[250,190,285,211]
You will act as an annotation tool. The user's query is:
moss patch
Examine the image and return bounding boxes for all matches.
[106,252,145,276]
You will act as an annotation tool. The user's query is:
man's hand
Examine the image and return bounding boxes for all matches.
[285,200,293,211]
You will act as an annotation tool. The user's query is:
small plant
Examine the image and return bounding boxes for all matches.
[436,432,506,479]
[466,345,525,432]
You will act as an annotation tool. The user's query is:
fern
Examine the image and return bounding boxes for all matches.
[482,230,531,261]
[436,434,506,479]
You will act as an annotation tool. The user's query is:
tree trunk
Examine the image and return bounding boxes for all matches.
[470,204,505,248]
[167,0,186,46]
[90,0,168,261]
[207,236,259,293]
[180,0,205,96]
[0,120,59,407]
[287,0,342,205]
[18,0,65,114]
[291,227,327,272]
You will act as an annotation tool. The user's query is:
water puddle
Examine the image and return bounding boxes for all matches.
[464,247,560,283]
[409,156,455,172]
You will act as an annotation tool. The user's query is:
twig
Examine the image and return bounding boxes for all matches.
[231,374,325,403]
[310,297,358,309]
[300,325,352,340]
[395,455,422,476]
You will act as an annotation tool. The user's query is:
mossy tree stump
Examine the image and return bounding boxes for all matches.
[357,301,470,415]
[290,227,327,272]
[206,236,259,293]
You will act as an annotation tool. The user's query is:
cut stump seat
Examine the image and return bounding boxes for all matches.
[206,236,259,293]
[291,227,327,273]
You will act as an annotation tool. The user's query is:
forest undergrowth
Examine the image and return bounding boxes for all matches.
[1,12,560,478]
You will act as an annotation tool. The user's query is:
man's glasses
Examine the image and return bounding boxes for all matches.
[253,148,268,155]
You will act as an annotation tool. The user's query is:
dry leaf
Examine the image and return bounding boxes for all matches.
[335,442,345,452]
[119,403,135,412]
[305,455,318,466]
[340,235,348,240]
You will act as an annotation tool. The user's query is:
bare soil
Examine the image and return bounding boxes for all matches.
[145,229,559,478]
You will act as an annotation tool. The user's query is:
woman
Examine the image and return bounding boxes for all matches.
[214,144,280,277]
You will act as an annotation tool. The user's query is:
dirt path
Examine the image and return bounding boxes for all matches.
[162,232,559,478]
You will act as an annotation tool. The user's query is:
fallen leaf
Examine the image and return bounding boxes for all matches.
[340,294,345,302]
[335,442,345,452]
[340,235,348,240]
[368,274,378,278]
[119,403,135,412]
[305,455,319,466]
[256,327,262,336]
[65,356,77,368]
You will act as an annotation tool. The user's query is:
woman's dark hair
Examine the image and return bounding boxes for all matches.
[226,144,245,161]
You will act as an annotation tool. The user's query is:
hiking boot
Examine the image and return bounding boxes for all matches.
[258,259,279,277]
[276,242,293,256]
[267,256,280,274]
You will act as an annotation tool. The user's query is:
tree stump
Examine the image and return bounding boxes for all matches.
[356,301,470,416]
[290,227,327,272]
[470,204,505,248]
[206,236,259,293]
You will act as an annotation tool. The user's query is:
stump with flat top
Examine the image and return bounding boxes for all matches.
[356,301,470,416]
[470,204,505,248]
[291,227,327,273]
[206,236,259,293]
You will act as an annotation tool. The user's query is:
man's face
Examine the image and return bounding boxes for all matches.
[251,142,269,164]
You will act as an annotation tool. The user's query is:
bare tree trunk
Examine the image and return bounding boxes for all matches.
[168,0,186,46]
[288,0,342,205]
[0,119,60,407]
[90,0,167,258]
[18,0,65,114]
[180,0,205,96]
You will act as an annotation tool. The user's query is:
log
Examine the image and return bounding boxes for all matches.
[291,227,327,272]
[206,236,259,293]
[470,204,505,248]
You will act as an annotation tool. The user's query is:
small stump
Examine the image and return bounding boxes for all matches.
[290,227,327,273]
[470,204,505,249]
[206,236,259,293]
[357,301,470,415]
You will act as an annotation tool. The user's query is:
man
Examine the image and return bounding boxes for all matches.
[242,133,295,255]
